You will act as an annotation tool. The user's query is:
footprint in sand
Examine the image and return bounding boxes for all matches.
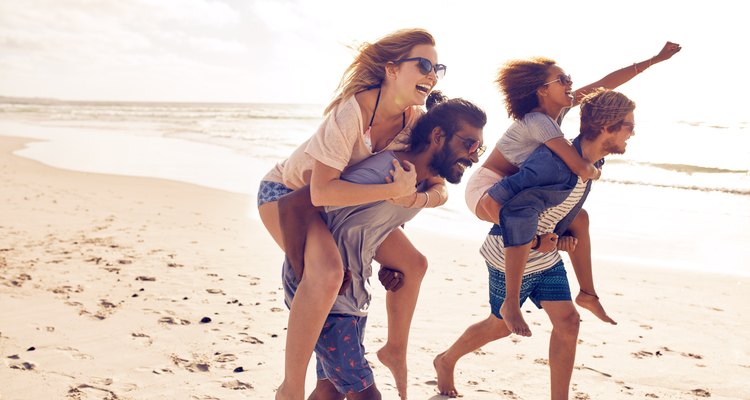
[631,350,654,359]
[158,315,191,325]
[9,360,36,370]
[56,346,93,360]
[93,299,121,320]
[690,388,711,397]
[67,383,118,399]
[222,380,254,390]
[214,353,238,363]
[171,354,210,372]
[500,389,520,399]
[240,336,264,344]
[680,352,703,360]
[131,332,153,345]
[573,392,591,400]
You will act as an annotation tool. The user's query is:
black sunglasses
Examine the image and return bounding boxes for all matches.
[393,57,447,80]
[543,74,573,86]
[453,133,486,157]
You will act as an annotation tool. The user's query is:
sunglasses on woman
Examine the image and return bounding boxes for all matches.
[543,74,573,86]
[454,133,486,157]
[394,57,447,80]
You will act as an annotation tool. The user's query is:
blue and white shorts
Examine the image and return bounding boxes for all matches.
[257,180,294,207]
[314,314,374,394]
[487,260,571,319]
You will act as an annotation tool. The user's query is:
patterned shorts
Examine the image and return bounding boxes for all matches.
[487,260,571,319]
[257,180,293,207]
[314,314,374,395]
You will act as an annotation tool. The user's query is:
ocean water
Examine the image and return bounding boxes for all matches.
[2,98,749,276]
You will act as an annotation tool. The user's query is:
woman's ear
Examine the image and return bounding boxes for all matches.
[537,85,548,98]
[385,62,398,79]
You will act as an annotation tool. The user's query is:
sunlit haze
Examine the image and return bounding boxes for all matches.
[1,0,747,124]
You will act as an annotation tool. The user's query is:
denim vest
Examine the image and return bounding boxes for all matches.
[486,137,604,246]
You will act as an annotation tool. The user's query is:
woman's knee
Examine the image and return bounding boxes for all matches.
[572,208,589,229]
[410,252,429,279]
[302,261,345,295]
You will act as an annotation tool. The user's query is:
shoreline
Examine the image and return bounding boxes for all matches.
[2,122,749,278]
[1,134,749,399]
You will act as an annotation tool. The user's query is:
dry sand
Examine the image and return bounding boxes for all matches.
[1,135,748,399]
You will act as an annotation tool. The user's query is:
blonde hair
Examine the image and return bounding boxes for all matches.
[579,88,636,140]
[324,28,436,115]
[496,57,556,120]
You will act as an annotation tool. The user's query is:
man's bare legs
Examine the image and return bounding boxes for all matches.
[541,301,580,400]
[308,379,382,400]
[308,379,345,400]
[259,198,344,400]
[373,228,428,399]
[433,314,510,397]
[565,209,616,324]
[499,243,532,336]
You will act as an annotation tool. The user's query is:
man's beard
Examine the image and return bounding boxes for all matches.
[429,145,469,184]
[602,137,626,155]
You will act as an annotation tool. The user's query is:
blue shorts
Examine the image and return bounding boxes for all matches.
[487,260,571,319]
[314,314,374,395]
[257,180,293,207]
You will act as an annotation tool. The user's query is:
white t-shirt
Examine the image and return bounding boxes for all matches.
[263,95,422,189]
[496,112,564,167]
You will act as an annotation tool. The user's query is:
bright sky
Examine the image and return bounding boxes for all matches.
[1,0,747,123]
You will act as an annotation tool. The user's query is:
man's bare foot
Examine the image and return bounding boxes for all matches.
[275,381,303,400]
[575,290,617,325]
[433,352,460,398]
[377,345,408,399]
[499,303,531,336]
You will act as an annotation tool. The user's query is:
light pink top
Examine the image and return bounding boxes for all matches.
[263,95,423,189]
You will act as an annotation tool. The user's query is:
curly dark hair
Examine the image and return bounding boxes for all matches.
[495,57,556,120]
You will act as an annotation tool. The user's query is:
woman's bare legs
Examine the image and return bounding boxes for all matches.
[433,314,511,397]
[259,194,345,400]
[565,209,616,324]
[372,228,428,399]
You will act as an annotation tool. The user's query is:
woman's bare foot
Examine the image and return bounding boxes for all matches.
[575,290,617,325]
[377,345,408,399]
[499,302,531,336]
[433,352,460,398]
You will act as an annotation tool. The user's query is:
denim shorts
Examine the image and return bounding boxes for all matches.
[314,314,374,394]
[257,180,293,207]
[487,260,571,319]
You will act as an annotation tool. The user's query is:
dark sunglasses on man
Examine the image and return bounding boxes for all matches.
[393,57,447,80]
[453,133,486,157]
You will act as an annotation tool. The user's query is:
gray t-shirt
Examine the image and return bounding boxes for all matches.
[282,150,422,317]
[496,111,564,167]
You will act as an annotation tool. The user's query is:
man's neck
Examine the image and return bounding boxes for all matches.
[396,150,435,183]
[579,137,607,163]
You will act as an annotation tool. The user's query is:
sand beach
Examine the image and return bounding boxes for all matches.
[1,134,749,399]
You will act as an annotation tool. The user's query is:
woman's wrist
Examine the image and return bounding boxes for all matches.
[406,192,419,208]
